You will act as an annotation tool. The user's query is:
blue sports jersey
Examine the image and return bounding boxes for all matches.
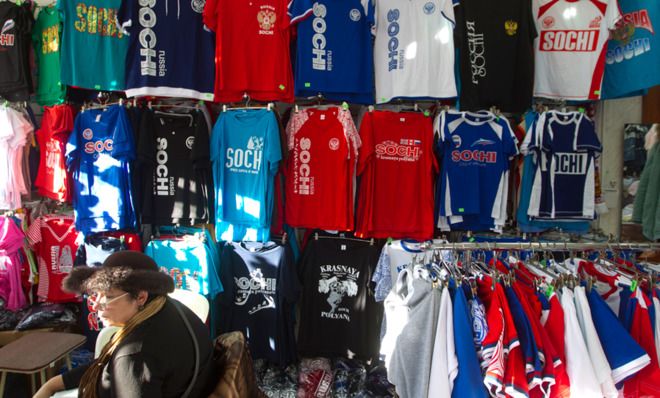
[505,286,542,382]
[117,0,215,101]
[436,111,518,231]
[602,0,660,99]
[210,109,282,242]
[289,0,375,103]
[65,105,136,235]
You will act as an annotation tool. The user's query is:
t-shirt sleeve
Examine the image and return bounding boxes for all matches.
[288,0,314,25]
[192,112,212,169]
[501,117,520,158]
[26,217,42,246]
[65,117,81,170]
[203,0,219,31]
[576,117,602,152]
[112,109,136,160]
[442,0,456,26]
[116,0,133,33]
[268,115,283,174]
[356,112,374,176]
[363,0,375,26]
[210,115,223,162]
[605,0,622,30]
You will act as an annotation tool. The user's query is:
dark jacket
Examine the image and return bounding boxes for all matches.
[62,298,215,398]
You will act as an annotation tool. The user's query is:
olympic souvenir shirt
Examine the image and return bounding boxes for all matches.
[203,0,295,102]
[117,0,215,101]
[32,6,65,106]
[211,109,282,242]
[289,0,375,104]
[0,2,32,102]
[533,0,621,100]
[65,105,136,236]
[602,0,660,98]
[526,111,602,219]
[58,0,128,91]
[373,0,457,104]
[284,107,359,231]
[34,104,74,202]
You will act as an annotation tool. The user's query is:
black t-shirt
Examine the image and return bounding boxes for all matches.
[138,110,213,225]
[218,241,300,365]
[0,2,33,101]
[297,238,383,361]
[455,0,536,113]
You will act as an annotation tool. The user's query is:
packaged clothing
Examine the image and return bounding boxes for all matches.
[454,0,535,113]
[356,111,438,239]
[58,0,128,91]
[0,2,32,101]
[203,0,295,102]
[26,215,79,303]
[373,0,457,103]
[297,358,333,398]
[211,109,282,242]
[34,104,74,202]
[138,109,213,226]
[297,237,382,361]
[632,142,660,240]
[0,106,33,210]
[218,241,299,365]
[284,106,359,231]
[117,0,215,101]
[66,105,137,236]
[32,5,65,106]
[289,0,375,104]
[0,216,27,311]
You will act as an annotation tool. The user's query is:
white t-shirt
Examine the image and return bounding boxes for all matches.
[373,0,457,103]
[427,286,458,397]
[533,0,621,100]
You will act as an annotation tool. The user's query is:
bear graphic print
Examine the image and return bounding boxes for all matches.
[318,265,360,321]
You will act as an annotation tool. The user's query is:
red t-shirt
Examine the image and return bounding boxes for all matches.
[284,107,359,230]
[624,289,660,398]
[203,0,295,102]
[27,215,80,303]
[34,104,74,202]
[356,111,438,239]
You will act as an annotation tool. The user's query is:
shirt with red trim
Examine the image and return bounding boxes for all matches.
[542,292,572,398]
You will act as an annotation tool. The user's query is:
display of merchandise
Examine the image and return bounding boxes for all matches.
[373,0,457,104]
[203,0,296,102]
[66,104,137,236]
[32,5,65,106]
[0,105,34,210]
[356,110,437,240]
[533,0,621,100]
[454,0,535,113]
[34,104,74,202]
[218,241,299,365]
[117,0,215,101]
[289,0,375,104]
[284,106,359,231]
[211,109,282,242]
[0,1,32,102]
[58,0,128,91]
[137,109,213,226]
[0,215,27,311]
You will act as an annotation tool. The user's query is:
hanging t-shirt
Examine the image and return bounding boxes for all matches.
[58,0,128,91]
[34,104,74,202]
[284,107,359,231]
[32,6,65,106]
[210,109,282,242]
[117,0,215,101]
[289,0,375,104]
[602,0,660,98]
[27,215,79,303]
[0,216,27,311]
[218,241,299,365]
[373,0,457,103]
[0,107,32,211]
[203,0,295,102]
[65,105,136,235]
[454,0,536,112]
[138,110,212,226]
[297,237,382,361]
[533,0,621,100]
[356,110,438,240]
[0,2,33,102]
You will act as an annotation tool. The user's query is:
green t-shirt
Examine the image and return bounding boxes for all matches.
[58,0,127,91]
[32,6,65,105]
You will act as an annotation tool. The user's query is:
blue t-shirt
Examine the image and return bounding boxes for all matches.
[58,0,128,91]
[65,105,136,235]
[210,109,282,242]
[117,0,215,101]
[602,0,660,99]
[289,0,375,104]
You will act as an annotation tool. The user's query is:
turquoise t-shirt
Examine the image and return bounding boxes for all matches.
[57,0,127,91]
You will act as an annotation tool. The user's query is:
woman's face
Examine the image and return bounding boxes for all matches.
[90,288,147,327]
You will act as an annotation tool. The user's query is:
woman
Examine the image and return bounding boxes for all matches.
[34,251,216,398]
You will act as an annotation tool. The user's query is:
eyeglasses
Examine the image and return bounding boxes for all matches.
[88,292,129,310]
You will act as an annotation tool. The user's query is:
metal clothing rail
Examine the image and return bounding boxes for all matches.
[429,241,660,251]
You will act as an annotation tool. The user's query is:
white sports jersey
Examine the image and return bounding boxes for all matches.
[374,0,457,104]
[533,0,621,100]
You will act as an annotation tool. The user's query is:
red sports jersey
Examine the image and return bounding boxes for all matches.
[356,111,438,239]
[624,289,660,398]
[34,104,74,202]
[27,215,80,303]
[544,293,571,398]
[203,0,296,102]
[285,107,359,230]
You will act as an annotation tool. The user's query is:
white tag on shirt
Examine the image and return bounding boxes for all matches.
[400,118,406,122]
[320,114,326,121]
[341,244,347,251]
[95,114,102,123]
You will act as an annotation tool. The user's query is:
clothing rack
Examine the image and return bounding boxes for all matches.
[426,241,660,251]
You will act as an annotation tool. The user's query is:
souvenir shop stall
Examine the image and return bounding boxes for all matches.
[0,0,659,396]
